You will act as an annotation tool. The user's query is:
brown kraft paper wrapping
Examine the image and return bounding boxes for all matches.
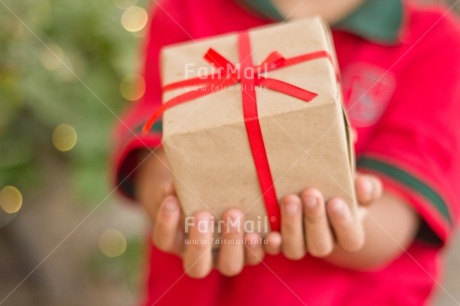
[159,17,356,234]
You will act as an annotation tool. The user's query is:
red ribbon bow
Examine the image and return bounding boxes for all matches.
[144,32,333,231]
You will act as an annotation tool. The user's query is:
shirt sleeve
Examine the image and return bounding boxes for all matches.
[111,0,190,200]
[356,15,460,245]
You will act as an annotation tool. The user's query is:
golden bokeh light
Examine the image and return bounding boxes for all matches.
[39,44,64,71]
[98,229,127,258]
[121,6,148,33]
[52,124,77,152]
[119,74,145,101]
[0,186,23,214]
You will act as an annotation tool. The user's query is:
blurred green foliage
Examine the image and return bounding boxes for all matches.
[0,0,147,201]
[88,237,143,296]
[0,0,149,295]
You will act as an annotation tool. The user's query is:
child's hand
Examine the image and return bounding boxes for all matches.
[137,151,383,278]
[153,193,265,278]
[265,173,382,259]
[136,150,265,278]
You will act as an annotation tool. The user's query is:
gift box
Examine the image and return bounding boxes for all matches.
[145,17,356,234]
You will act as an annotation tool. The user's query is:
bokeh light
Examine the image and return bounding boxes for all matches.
[119,74,145,101]
[52,124,78,152]
[0,186,23,214]
[39,44,64,71]
[121,6,148,33]
[98,229,127,258]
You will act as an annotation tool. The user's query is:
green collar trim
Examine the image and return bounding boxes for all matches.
[240,0,284,21]
[334,0,403,44]
[240,0,403,44]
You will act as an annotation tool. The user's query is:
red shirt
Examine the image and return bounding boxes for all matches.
[112,0,460,305]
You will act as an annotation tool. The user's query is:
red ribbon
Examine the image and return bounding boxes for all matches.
[144,32,333,231]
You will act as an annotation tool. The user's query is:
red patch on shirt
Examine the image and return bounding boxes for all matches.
[342,63,396,127]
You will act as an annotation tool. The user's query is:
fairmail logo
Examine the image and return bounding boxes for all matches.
[184,215,270,235]
[184,62,272,80]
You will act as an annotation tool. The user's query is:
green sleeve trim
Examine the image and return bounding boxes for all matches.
[135,120,163,134]
[119,120,162,151]
[117,120,163,199]
[357,156,452,225]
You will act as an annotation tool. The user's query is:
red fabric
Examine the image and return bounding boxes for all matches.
[111,0,460,305]
[144,241,439,306]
